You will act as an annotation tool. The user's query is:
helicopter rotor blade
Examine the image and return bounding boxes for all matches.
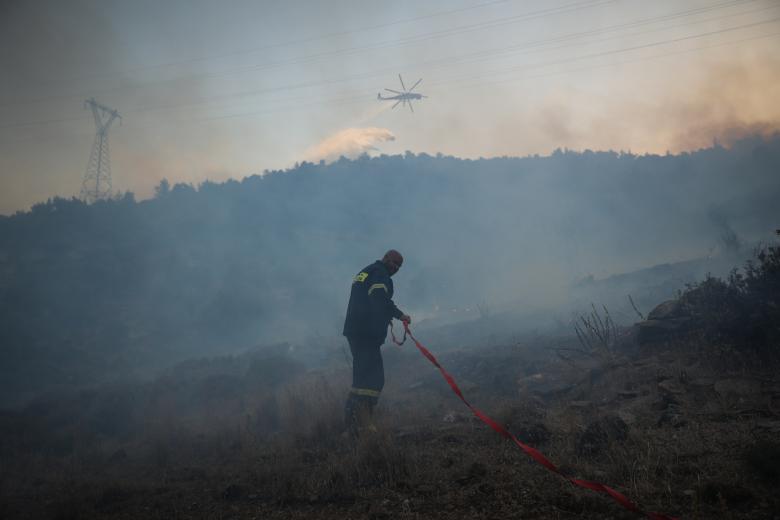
[398,74,407,92]
[408,100,414,113]
[409,78,422,92]
[392,99,402,109]
[385,88,402,94]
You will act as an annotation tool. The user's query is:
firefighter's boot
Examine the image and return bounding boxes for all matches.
[344,393,377,439]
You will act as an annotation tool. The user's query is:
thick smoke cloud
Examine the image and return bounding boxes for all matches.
[650,53,780,151]
[477,52,780,157]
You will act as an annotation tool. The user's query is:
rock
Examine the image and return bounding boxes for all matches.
[515,422,551,445]
[108,448,128,463]
[647,300,684,320]
[576,414,628,456]
[617,411,637,425]
[568,400,593,409]
[658,379,685,395]
[442,433,464,444]
[637,318,691,345]
[519,374,574,397]
[442,411,468,423]
[714,378,762,399]
[753,421,780,434]
[455,462,487,485]
[636,299,694,345]
[651,394,678,410]
[700,481,753,505]
[657,406,686,428]
[468,462,487,478]
[221,484,244,501]
[689,377,715,387]
[97,484,132,509]
[744,441,780,482]
[415,484,436,496]
[765,381,780,396]
[459,379,479,393]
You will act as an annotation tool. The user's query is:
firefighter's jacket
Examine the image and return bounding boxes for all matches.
[343,260,403,341]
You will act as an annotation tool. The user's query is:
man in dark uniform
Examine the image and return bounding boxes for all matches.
[343,249,411,435]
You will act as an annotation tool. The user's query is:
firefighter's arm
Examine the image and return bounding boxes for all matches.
[367,283,410,323]
[393,302,412,324]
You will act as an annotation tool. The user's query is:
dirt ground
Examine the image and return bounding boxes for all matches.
[1,331,779,520]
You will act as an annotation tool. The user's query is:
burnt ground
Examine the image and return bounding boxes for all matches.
[1,331,780,520]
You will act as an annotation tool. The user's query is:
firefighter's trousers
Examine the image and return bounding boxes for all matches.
[344,336,384,432]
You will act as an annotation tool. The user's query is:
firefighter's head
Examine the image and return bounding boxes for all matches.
[382,249,403,276]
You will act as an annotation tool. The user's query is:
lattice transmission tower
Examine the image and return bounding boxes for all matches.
[81,98,121,203]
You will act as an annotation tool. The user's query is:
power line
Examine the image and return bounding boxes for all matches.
[177,15,779,124]
[437,30,780,93]
[0,0,615,109]
[165,8,780,115]
[421,1,774,70]
[1,0,771,130]
[0,28,776,153]
[433,16,780,86]
[178,28,780,125]
[46,0,516,84]
[30,27,780,134]
[1,19,776,142]
[101,2,780,115]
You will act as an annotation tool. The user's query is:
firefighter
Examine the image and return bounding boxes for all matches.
[343,249,411,436]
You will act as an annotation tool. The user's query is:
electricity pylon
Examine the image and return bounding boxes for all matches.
[80,98,121,203]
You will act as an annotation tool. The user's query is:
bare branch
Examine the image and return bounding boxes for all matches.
[573,303,619,361]
[628,294,645,320]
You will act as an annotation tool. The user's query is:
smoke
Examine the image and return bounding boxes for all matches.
[303,127,396,163]
[632,53,780,151]
[425,51,780,160]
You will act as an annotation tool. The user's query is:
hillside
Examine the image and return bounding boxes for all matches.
[1,136,779,405]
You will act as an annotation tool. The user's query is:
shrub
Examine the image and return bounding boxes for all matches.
[679,243,780,355]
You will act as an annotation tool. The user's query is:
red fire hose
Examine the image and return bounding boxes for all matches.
[391,321,677,520]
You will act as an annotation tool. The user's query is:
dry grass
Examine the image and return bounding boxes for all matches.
[2,337,780,519]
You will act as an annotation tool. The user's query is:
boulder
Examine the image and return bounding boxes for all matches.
[637,318,692,344]
[647,299,684,320]
[575,414,628,455]
[518,373,574,397]
[637,299,692,345]
[657,379,685,396]
[714,378,762,401]
[657,404,686,428]
[514,422,551,445]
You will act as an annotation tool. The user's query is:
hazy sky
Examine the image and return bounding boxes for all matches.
[1,0,779,214]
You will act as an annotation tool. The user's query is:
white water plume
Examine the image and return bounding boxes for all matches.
[303,127,396,163]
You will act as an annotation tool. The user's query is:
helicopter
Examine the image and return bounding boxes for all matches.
[377,74,427,112]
